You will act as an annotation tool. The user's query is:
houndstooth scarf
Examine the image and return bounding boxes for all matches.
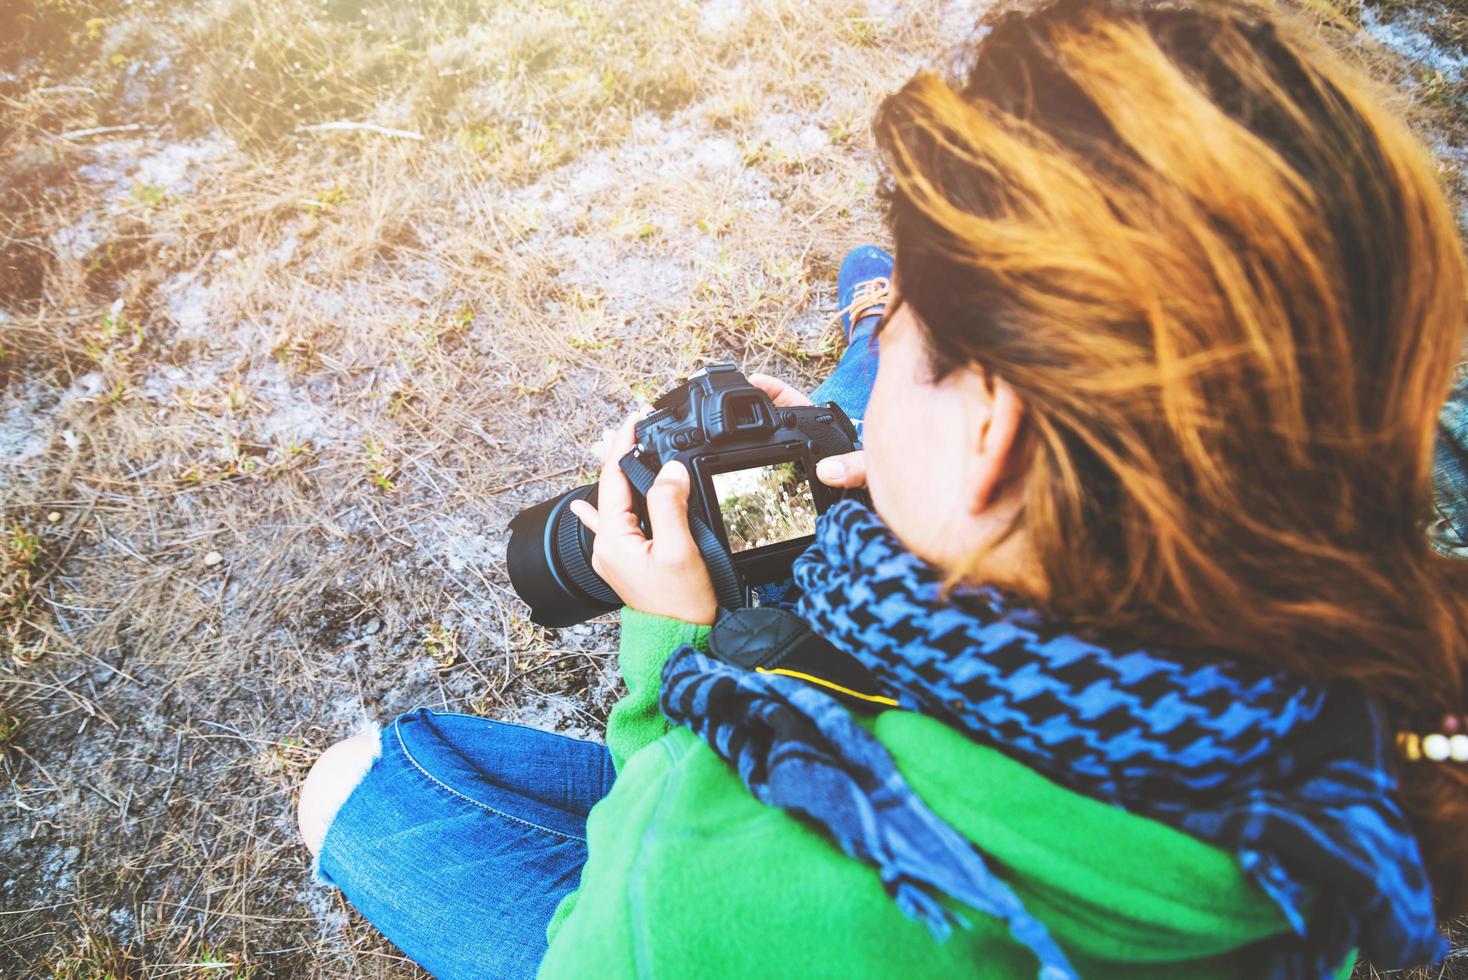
[658,499,1446,979]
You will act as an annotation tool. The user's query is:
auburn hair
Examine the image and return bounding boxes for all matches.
[872,0,1468,915]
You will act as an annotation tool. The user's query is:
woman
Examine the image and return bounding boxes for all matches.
[297,0,1468,975]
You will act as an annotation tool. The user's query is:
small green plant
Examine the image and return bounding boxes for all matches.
[612,211,659,240]
[423,622,458,670]
[301,184,348,212]
[0,706,20,747]
[2,525,44,661]
[365,437,397,492]
[8,524,41,570]
[130,180,168,208]
[829,111,861,145]
[99,299,141,346]
[271,334,316,370]
[85,300,143,365]
[841,14,880,46]
[255,735,311,777]
[567,332,611,351]
[695,208,738,237]
[629,378,660,404]
[454,124,504,156]
[190,942,258,979]
[45,925,143,979]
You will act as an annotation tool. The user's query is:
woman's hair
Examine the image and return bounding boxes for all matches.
[872,0,1468,915]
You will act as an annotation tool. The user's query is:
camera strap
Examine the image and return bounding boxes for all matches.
[704,605,894,713]
[617,450,748,613]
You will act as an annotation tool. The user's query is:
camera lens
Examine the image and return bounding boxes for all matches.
[506,483,621,628]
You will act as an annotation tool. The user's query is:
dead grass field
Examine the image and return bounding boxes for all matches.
[1,0,1465,975]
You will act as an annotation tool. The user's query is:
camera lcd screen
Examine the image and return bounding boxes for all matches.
[710,459,818,553]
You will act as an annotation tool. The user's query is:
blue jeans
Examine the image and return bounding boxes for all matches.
[316,344,883,979]
[316,710,615,978]
[811,328,878,432]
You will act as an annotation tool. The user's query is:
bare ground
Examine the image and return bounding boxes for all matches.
[0,0,1465,976]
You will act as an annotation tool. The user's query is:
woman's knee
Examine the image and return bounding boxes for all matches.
[298,728,382,857]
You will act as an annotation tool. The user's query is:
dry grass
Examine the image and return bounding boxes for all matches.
[0,0,1464,975]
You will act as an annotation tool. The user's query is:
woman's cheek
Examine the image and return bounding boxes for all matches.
[864,443,892,522]
[862,422,910,538]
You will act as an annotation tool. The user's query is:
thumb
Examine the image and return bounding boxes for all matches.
[747,373,813,408]
[816,450,867,488]
[645,460,696,558]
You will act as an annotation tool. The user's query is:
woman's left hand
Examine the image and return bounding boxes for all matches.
[568,414,719,626]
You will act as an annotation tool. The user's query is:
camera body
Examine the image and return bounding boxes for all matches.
[629,364,861,584]
[506,365,862,627]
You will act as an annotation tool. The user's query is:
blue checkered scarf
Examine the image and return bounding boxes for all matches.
[658,499,1447,979]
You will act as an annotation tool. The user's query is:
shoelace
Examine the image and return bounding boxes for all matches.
[830,276,890,341]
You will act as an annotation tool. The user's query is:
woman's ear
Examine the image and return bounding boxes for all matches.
[967,370,1026,515]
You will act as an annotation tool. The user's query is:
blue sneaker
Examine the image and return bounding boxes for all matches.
[834,244,894,345]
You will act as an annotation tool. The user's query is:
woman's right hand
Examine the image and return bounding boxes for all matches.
[747,373,868,490]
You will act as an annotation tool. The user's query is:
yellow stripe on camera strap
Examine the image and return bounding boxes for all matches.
[755,666,900,708]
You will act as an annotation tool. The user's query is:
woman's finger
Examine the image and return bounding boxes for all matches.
[568,498,599,535]
[815,450,867,488]
[644,461,696,563]
[596,415,638,526]
[747,373,813,408]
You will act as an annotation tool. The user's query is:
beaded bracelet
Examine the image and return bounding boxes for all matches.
[1396,714,1468,762]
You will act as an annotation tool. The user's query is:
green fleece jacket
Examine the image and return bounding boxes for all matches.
[538,608,1355,979]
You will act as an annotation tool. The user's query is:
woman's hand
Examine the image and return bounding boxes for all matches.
[747,373,868,489]
[568,414,719,626]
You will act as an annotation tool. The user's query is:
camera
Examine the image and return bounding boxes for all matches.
[506,365,862,627]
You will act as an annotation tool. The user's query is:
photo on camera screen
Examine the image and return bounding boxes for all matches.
[711,460,818,553]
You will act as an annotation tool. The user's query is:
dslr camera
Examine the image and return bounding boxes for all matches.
[507,365,862,627]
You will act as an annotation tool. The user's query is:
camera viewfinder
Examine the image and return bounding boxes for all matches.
[732,398,761,429]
